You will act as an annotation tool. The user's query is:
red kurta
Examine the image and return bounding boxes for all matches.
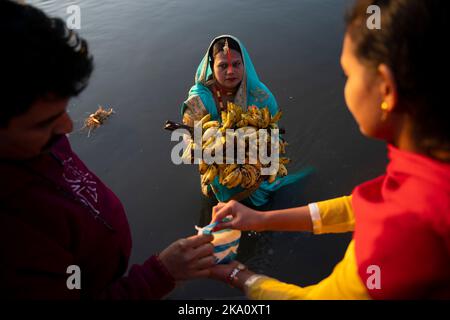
[353,145,450,299]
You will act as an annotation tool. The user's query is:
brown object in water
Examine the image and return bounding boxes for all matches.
[82,106,114,136]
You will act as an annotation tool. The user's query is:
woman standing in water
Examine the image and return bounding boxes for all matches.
[181,35,306,207]
[209,0,450,299]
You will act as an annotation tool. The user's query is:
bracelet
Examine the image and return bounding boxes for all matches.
[227,263,247,287]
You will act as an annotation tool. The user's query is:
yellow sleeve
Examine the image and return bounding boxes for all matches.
[308,195,355,234]
[246,240,369,300]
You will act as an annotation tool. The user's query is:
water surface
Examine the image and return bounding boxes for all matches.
[30,0,387,298]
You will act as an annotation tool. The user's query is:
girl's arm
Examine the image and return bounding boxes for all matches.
[210,240,369,300]
[212,196,355,234]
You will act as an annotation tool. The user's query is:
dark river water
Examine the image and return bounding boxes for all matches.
[30,0,387,299]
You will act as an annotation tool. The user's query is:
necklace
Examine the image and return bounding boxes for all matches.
[213,84,235,112]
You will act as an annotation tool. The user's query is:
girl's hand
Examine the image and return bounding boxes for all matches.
[208,260,240,283]
[209,260,254,291]
[211,200,266,232]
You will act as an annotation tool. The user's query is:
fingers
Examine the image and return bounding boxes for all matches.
[190,269,211,279]
[189,256,219,279]
[212,200,237,223]
[212,221,233,232]
[212,202,226,220]
[194,255,216,270]
[183,233,213,249]
[190,242,214,260]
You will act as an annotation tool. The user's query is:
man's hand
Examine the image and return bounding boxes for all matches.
[158,234,215,281]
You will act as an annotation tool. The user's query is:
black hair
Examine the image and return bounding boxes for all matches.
[346,0,449,152]
[0,0,94,127]
[208,37,242,70]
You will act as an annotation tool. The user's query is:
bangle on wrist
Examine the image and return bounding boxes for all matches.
[227,263,247,288]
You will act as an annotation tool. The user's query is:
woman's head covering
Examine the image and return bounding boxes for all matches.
[183,35,278,120]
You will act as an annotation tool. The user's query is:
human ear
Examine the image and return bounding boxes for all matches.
[377,64,398,112]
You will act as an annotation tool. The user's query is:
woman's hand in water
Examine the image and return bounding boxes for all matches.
[211,200,267,232]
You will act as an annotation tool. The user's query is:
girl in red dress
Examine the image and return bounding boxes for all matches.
[208,0,450,299]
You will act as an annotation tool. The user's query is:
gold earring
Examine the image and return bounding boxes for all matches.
[381,101,390,121]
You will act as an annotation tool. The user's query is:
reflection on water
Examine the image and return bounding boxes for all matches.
[30,0,387,299]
